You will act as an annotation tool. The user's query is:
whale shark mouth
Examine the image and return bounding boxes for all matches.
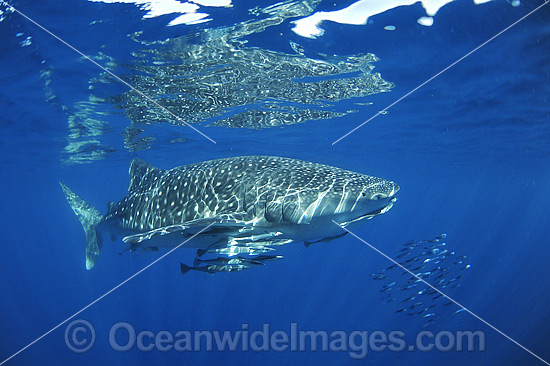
[340,197,397,226]
[364,197,397,217]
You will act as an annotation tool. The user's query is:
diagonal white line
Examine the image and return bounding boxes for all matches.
[332,220,550,366]
[332,1,549,145]
[7,4,216,144]
[0,223,215,366]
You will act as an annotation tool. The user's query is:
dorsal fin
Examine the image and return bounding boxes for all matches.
[128,159,162,191]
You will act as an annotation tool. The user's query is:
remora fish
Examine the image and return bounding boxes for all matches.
[61,156,399,270]
[193,254,283,267]
[180,263,251,275]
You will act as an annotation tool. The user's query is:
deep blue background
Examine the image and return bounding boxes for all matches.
[1,0,549,365]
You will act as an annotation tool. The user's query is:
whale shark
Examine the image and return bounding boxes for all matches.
[61,156,399,272]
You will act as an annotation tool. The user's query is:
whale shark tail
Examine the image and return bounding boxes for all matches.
[60,182,104,270]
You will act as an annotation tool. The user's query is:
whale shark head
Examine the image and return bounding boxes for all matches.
[344,178,399,224]
[308,175,399,227]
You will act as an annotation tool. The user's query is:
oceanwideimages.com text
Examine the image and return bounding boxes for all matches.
[65,320,485,359]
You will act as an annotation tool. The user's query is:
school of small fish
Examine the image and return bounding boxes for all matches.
[370,234,471,327]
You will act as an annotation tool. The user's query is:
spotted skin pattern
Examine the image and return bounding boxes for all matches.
[62,156,399,270]
[105,156,399,232]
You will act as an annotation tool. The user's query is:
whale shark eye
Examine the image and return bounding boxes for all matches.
[371,193,385,200]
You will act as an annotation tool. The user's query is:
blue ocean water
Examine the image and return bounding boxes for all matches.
[0,0,549,365]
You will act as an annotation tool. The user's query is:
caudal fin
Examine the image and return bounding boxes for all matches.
[180,263,192,274]
[60,182,104,270]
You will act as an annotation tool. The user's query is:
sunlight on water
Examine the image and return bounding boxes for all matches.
[291,0,520,38]
[65,0,394,163]
[88,0,232,25]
